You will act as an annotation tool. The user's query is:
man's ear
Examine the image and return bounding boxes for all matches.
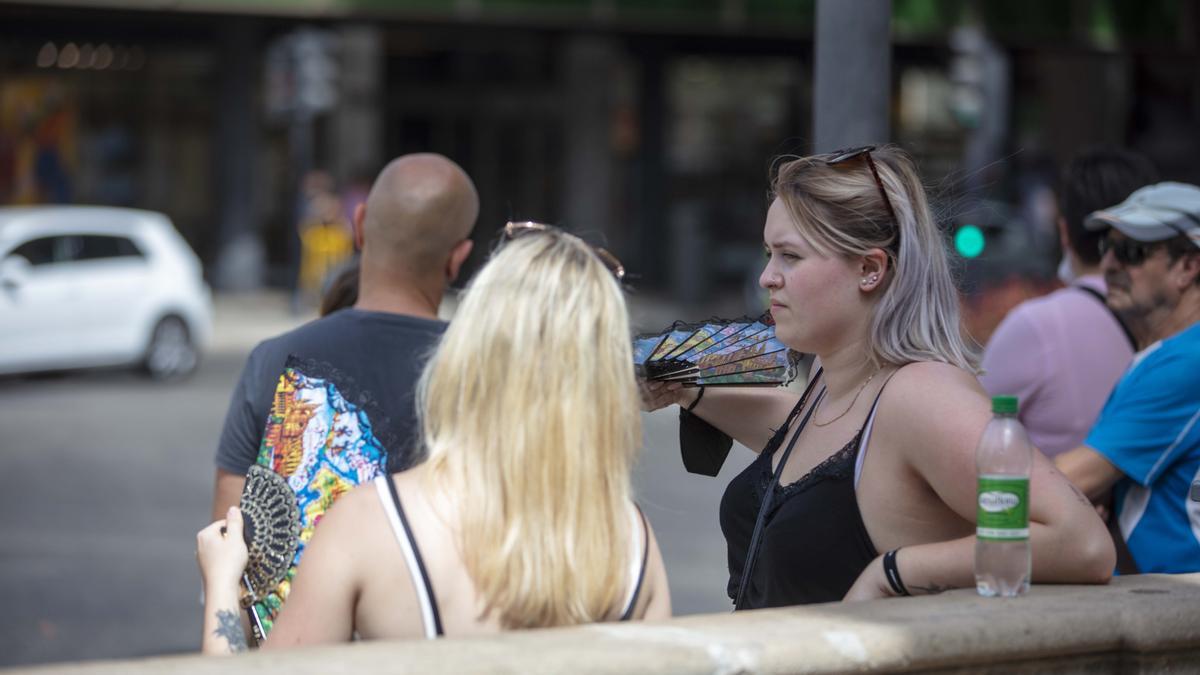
[352,203,367,251]
[446,239,474,284]
[858,248,890,292]
[1174,251,1200,290]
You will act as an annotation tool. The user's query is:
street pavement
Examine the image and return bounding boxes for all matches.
[0,291,758,667]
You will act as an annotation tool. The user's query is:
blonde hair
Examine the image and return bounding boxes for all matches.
[417,230,641,629]
[771,146,981,372]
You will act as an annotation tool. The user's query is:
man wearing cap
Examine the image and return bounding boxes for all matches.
[1057,182,1200,574]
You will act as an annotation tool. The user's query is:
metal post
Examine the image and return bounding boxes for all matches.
[562,36,618,242]
[813,0,892,153]
[213,18,263,291]
[330,24,382,184]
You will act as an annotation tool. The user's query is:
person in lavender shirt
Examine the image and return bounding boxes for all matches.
[980,148,1157,458]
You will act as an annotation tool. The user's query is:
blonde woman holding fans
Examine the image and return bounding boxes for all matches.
[198,225,670,653]
[644,145,1114,608]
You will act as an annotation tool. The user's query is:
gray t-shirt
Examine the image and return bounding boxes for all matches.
[215,309,445,476]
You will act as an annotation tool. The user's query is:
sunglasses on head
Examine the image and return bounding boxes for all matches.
[503,221,626,282]
[823,145,900,228]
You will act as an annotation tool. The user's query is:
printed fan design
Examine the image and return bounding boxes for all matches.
[634,312,802,386]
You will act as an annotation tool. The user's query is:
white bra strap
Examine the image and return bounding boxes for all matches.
[854,399,883,489]
[374,476,439,639]
[618,504,645,617]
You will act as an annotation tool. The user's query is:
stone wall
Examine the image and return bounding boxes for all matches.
[18,574,1200,674]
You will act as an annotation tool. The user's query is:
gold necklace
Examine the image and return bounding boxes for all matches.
[812,370,878,427]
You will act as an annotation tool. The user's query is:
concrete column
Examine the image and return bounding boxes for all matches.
[213,18,264,291]
[812,0,892,153]
[634,45,667,288]
[562,36,619,240]
[330,24,383,183]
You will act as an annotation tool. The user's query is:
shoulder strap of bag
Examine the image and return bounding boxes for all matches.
[734,380,826,610]
[1075,284,1138,352]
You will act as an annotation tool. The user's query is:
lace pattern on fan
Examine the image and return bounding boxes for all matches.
[240,465,301,598]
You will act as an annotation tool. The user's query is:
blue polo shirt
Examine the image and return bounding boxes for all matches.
[1086,320,1200,574]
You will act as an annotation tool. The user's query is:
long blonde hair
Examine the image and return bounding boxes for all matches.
[771,146,981,372]
[416,230,641,629]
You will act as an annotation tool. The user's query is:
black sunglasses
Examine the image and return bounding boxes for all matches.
[1098,235,1164,267]
[823,145,900,229]
[503,221,626,282]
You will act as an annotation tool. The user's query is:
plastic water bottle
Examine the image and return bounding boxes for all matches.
[975,395,1032,597]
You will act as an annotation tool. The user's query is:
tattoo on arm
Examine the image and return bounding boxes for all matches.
[214,609,248,653]
[909,583,951,595]
[1068,481,1093,507]
[1053,465,1095,507]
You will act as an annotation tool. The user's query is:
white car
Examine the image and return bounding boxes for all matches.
[0,206,212,379]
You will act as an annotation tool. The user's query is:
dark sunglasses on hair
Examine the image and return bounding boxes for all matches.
[1098,235,1164,267]
[823,145,900,228]
[503,221,626,282]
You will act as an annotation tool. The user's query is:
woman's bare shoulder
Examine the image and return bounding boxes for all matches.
[885,361,986,406]
[314,475,392,540]
[877,362,990,452]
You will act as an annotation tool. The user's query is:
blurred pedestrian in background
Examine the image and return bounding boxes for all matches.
[296,173,354,310]
[1057,182,1200,574]
[980,147,1158,458]
[198,227,670,651]
[318,256,360,317]
[211,153,478,520]
[643,145,1114,607]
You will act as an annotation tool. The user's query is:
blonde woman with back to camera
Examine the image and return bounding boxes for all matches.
[644,145,1114,608]
[198,227,670,652]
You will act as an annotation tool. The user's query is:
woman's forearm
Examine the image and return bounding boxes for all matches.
[887,537,976,596]
[202,583,249,655]
[883,519,1112,598]
[688,386,800,453]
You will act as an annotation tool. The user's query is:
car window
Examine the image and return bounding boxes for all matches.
[8,236,60,266]
[72,235,145,261]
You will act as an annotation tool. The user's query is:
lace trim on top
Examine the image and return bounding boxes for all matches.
[753,427,864,511]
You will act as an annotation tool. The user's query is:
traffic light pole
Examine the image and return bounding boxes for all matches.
[812,0,892,153]
[287,110,314,309]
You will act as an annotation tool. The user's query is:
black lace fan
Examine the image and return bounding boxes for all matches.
[239,465,301,602]
[633,312,802,386]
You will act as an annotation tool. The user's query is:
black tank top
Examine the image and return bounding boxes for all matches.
[718,374,883,608]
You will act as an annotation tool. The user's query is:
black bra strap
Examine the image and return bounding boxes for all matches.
[620,505,651,621]
[384,475,444,637]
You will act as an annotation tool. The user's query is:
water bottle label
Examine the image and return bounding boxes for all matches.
[976,476,1029,541]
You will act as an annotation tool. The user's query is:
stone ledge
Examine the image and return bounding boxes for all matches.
[15,574,1200,674]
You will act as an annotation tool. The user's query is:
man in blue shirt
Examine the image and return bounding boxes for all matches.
[1058,182,1200,574]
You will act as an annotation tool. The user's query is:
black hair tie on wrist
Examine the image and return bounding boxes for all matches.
[685,385,705,413]
[883,549,911,597]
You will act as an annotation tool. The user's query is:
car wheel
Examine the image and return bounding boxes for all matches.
[143,316,198,379]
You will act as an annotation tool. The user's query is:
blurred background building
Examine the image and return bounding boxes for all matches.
[2,0,1198,338]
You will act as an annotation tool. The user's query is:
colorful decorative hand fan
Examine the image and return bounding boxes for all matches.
[634,312,802,386]
[241,356,392,641]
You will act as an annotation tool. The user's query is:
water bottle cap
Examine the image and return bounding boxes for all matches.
[992,395,1018,415]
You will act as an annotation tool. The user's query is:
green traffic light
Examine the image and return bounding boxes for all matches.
[955,224,985,258]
